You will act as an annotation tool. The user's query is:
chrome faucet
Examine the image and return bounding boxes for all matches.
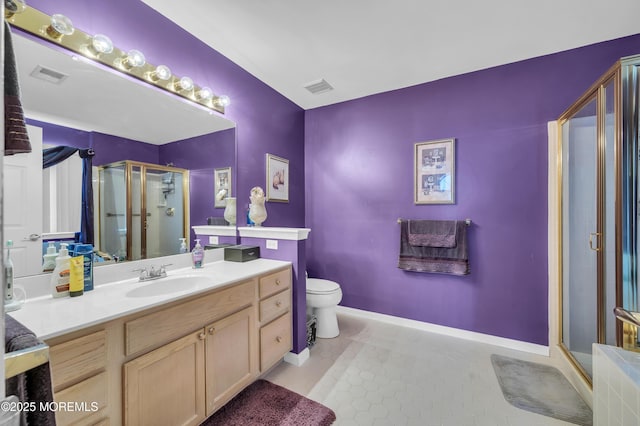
[133,264,172,281]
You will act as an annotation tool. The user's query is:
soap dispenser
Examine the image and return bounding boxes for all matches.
[179,238,188,253]
[51,243,71,298]
[191,239,204,268]
[42,241,58,272]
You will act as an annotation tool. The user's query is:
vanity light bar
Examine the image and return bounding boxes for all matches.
[6,5,228,114]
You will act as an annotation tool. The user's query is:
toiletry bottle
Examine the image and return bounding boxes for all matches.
[75,244,94,292]
[51,243,71,298]
[246,205,254,226]
[42,241,58,272]
[191,239,204,268]
[179,238,188,253]
[69,255,84,297]
[5,240,14,304]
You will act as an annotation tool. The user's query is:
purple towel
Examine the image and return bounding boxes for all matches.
[5,315,56,426]
[408,220,458,248]
[4,22,32,156]
[398,220,469,275]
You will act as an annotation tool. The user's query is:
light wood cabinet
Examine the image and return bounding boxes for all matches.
[49,330,109,425]
[204,306,257,415]
[258,268,293,372]
[46,265,292,426]
[125,280,255,356]
[123,330,206,426]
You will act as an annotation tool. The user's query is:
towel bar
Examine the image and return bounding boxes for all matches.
[4,343,50,379]
[397,218,472,226]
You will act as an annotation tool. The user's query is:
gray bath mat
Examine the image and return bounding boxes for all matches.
[490,354,592,426]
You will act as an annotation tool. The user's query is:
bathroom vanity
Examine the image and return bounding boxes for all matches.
[10,258,292,426]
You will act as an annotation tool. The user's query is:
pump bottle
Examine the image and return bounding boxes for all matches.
[191,239,204,268]
[51,243,71,298]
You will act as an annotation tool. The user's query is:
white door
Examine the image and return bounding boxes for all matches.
[3,124,43,277]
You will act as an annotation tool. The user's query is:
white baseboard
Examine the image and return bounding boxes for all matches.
[336,306,549,356]
[284,347,310,366]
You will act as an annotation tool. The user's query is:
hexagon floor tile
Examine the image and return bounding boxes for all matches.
[264,313,580,426]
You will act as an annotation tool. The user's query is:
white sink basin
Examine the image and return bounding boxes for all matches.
[125,275,212,298]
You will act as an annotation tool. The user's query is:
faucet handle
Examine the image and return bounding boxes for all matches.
[132,267,148,280]
[159,263,172,275]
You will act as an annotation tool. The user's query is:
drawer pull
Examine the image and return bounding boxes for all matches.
[208,327,215,335]
[198,332,206,340]
[275,279,281,285]
[276,336,282,343]
[275,300,282,307]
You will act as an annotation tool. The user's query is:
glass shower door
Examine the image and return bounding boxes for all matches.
[98,164,127,260]
[560,77,618,380]
[143,167,186,258]
[561,96,598,378]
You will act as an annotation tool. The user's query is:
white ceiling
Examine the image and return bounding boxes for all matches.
[142,0,640,110]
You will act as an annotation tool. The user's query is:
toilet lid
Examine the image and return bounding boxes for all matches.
[307,278,340,294]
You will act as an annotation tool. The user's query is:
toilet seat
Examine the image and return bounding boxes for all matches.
[307,278,340,294]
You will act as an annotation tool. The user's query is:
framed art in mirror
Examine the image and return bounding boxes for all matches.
[266,154,289,202]
[214,167,232,208]
[414,138,455,204]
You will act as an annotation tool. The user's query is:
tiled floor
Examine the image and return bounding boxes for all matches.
[264,312,583,426]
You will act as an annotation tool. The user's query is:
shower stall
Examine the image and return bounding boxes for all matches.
[558,54,640,384]
[96,160,189,261]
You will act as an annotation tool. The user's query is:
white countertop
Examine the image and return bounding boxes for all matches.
[9,258,291,341]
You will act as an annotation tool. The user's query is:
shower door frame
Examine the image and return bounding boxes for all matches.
[125,161,190,259]
[557,61,623,386]
[97,160,190,261]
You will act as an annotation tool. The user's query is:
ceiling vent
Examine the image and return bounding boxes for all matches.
[304,78,333,95]
[29,65,68,84]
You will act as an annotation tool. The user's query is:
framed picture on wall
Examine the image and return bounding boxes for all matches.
[414,138,455,204]
[266,154,289,202]
[214,167,232,208]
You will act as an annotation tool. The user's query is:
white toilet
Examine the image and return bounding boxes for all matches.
[306,275,343,338]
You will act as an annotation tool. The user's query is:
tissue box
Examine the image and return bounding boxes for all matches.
[224,245,260,262]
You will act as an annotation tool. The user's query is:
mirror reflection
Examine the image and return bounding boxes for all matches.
[5,32,237,278]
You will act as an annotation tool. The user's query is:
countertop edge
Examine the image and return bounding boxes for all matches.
[9,259,292,341]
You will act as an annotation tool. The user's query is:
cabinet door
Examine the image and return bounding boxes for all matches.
[205,306,257,415]
[124,330,206,426]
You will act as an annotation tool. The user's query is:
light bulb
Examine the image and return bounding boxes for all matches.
[91,34,113,55]
[147,65,172,82]
[175,76,194,92]
[196,87,213,101]
[214,95,231,108]
[46,14,74,39]
[121,49,146,69]
[5,0,26,18]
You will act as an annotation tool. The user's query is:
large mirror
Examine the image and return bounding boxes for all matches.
[5,32,237,278]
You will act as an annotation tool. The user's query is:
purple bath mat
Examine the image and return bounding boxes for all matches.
[201,380,336,426]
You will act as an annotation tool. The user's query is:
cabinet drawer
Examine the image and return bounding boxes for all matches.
[49,330,107,392]
[55,371,108,426]
[260,312,292,372]
[259,288,291,324]
[259,269,291,299]
[126,280,256,356]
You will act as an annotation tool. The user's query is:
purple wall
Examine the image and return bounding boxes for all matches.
[27,118,159,166]
[160,128,237,241]
[27,0,306,228]
[92,133,159,166]
[305,34,640,346]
